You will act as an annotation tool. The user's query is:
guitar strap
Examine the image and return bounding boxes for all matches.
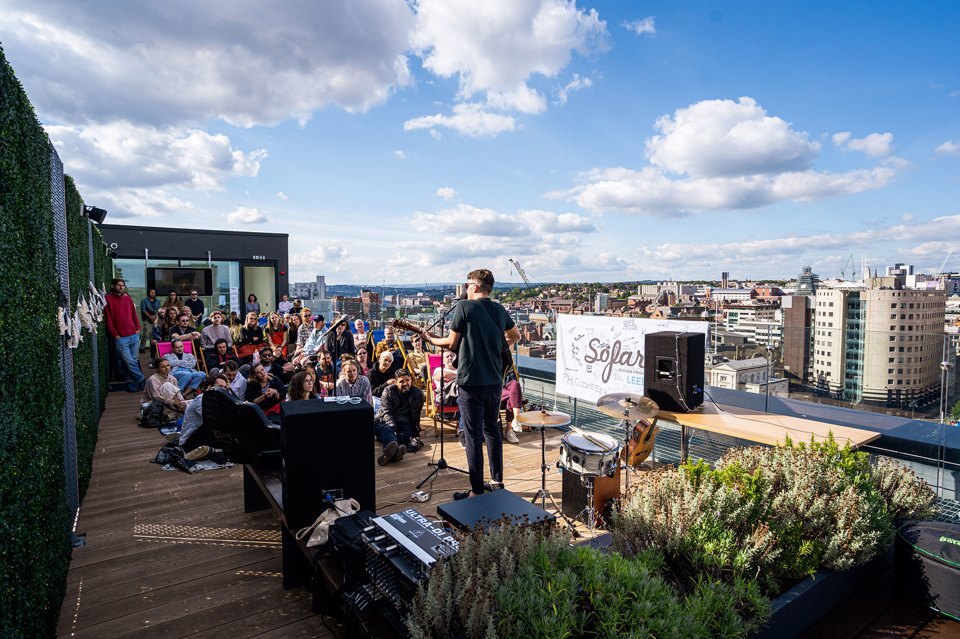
[480,298,506,349]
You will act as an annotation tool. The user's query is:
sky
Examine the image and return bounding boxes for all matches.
[3,1,959,286]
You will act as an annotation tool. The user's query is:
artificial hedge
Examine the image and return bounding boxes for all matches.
[0,46,112,638]
[0,45,71,638]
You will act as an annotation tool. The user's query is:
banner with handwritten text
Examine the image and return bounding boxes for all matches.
[556,315,708,403]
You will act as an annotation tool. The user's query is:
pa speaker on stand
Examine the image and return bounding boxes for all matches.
[644,331,705,413]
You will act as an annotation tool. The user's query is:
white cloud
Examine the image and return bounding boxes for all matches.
[227,207,268,224]
[637,214,960,274]
[517,209,595,233]
[556,73,593,104]
[1,0,416,128]
[290,244,349,265]
[834,131,894,157]
[901,212,914,222]
[404,103,517,137]
[950,90,960,98]
[647,97,820,178]
[394,150,407,159]
[936,140,960,155]
[276,191,288,201]
[549,97,899,216]
[436,187,457,201]
[624,17,655,35]
[412,204,517,235]
[405,0,609,134]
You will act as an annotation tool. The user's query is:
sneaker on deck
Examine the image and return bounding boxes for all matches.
[505,429,519,444]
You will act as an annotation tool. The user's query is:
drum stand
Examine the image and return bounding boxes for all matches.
[620,418,634,493]
[573,474,602,531]
[530,425,579,537]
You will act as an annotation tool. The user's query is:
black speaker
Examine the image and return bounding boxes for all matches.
[280,400,376,530]
[644,331,705,412]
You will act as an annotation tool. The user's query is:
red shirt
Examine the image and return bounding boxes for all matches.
[104,292,141,338]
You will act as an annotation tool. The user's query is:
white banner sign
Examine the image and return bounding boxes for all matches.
[556,315,708,404]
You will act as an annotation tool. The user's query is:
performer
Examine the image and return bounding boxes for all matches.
[422,268,520,500]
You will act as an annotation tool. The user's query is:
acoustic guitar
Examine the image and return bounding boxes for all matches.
[624,419,659,467]
[393,318,515,381]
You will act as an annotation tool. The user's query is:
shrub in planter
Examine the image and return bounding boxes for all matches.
[613,435,935,595]
[406,525,769,639]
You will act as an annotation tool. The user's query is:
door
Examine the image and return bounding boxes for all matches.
[242,264,276,315]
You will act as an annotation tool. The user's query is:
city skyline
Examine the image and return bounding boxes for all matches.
[3,1,959,283]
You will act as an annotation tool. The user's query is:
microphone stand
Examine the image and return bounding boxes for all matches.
[417,300,468,489]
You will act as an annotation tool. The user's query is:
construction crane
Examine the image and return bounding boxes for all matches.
[509,258,532,288]
[938,249,954,274]
[840,254,856,281]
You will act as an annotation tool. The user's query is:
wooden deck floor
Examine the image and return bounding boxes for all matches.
[58,384,960,639]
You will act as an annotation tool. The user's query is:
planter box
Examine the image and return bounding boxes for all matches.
[752,546,894,639]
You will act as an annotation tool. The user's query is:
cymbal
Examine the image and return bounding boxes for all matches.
[516,410,571,428]
[595,393,659,420]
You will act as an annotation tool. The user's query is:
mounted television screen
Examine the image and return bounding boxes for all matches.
[147,268,213,297]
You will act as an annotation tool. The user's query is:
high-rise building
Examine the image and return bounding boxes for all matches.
[812,286,946,407]
[781,295,812,381]
[316,275,326,300]
[796,265,819,296]
[594,293,610,313]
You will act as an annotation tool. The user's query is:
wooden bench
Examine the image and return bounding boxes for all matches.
[655,402,881,462]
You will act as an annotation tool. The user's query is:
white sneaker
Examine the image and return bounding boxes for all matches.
[511,418,522,433]
[505,429,519,444]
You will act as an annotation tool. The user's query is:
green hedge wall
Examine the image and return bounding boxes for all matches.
[0,46,72,638]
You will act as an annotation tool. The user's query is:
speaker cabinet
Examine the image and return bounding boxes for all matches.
[561,465,620,524]
[280,400,376,530]
[644,331,705,412]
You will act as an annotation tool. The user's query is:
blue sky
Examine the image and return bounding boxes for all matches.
[3,1,959,285]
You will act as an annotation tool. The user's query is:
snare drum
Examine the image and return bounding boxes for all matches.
[559,431,622,477]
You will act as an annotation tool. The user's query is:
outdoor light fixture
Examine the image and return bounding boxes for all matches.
[84,205,107,224]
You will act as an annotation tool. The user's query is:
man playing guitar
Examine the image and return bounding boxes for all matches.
[419,269,521,500]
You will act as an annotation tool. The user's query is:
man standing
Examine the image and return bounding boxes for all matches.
[423,269,520,500]
[140,289,161,353]
[165,338,206,398]
[373,369,423,465]
[105,278,145,392]
[277,294,294,316]
[184,290,205,326]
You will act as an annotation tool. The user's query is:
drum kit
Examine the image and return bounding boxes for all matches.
[515,392,660,532]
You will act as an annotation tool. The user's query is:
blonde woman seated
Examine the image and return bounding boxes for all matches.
[335,358,373,406]
[432,350,458,406]
[287,370,319,401]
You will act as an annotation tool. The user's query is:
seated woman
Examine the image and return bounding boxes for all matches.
[142,358,187,413]
[368,351,398,399]
[287,370,319,401]
[355,345,371,376]
[407,333,429,386]
[265,312,286,349]
[151,306,180,359]
[244,362,284,418]
[235,312,265,364]
[502,369,524,435]
[432,350,458,405]
[284,313,302,358]
[335,358,373,406]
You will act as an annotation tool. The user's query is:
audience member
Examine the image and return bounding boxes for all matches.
[258,345,288,382]
[169,313,202,343]
[277,294,294,316]
[140,288,161,353]
[355,345,371,376]
[104,278,145,392]
[373,325,401,361]
[368,351,399,398]
[162,291,184,312]
[178,374,230,459]
[265,312,286,348]
[295,308,313,352]
[296,314,326,363]
[183,290,203,324]
[245,293,260,315]
[284,313,302,357]
[142,358,187,412]
[236,312,265,363]
[206,338,238,371]
[164,338,206,398]
[222,360,247,398]
[324,318,356,360]
[373,369,424,465]
[335,359,373,405]
[315,350,336,396]
[244,362,284,416]
[353,319,371,359]
[292,298,303,315]
[201,310,232,354]
[287,370,319,401]
[407,333,429,385]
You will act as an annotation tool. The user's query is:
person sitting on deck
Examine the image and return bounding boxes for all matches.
[287,370,319,401]
[314,350,336,397]
[142,358,187,413]
[164,338,206,398]
[335,358,373,406]
[206,339,238,372]
[373,325,401,362]
[169,313,202,344]
[368,351,401,399]
[222,360,247,399]
[244,362,284,418]
[200,310,232,357]
[258,345,289,383]
[235,312,265,364]
[178,374,231,460]
[373,369,424,465]
[407,332,430,386]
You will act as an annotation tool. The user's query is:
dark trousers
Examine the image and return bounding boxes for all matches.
[374,419,415,449]
[458,384,503,495]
